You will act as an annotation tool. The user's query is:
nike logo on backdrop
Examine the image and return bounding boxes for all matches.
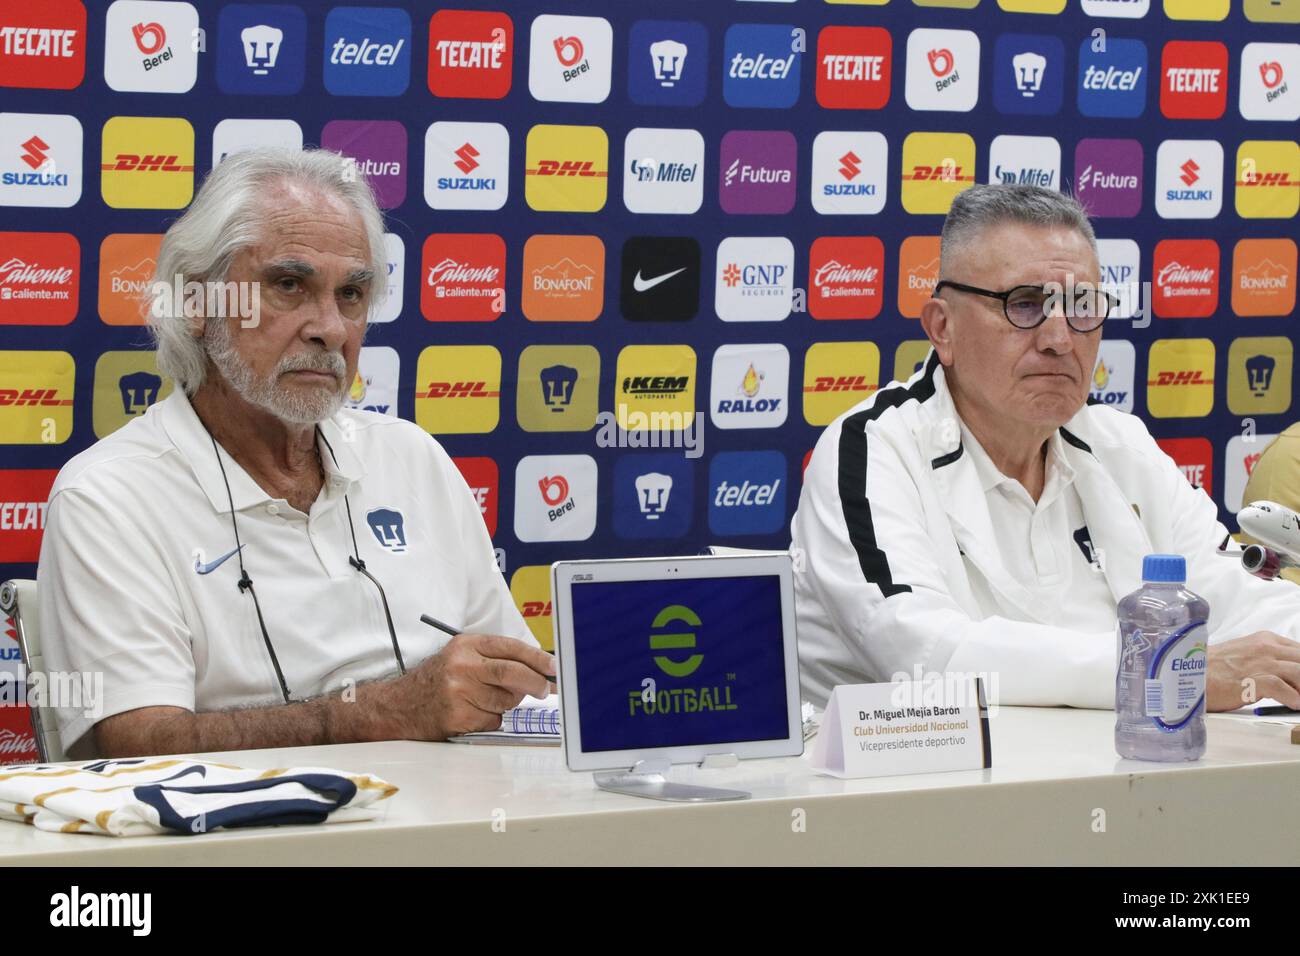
[194,545,244,575]
[632,267,686,292]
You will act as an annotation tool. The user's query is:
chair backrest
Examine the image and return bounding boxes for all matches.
[0,579,64,763]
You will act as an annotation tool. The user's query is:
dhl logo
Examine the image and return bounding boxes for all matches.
[903,165,974,182]
[1236,172,1297,187]
[1147,370,1214,386]
[526,160,608,178]
[803,375,876,393]
[0,388,72,406]
[522,601,552,617]
[100,154,194,172]
[424,381,500,399]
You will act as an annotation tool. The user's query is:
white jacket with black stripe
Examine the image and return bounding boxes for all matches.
[791,349,1300,709]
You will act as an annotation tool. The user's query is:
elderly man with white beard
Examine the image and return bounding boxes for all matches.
[38,147,553,759]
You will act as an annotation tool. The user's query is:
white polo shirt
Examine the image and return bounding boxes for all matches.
[37,389,533,756]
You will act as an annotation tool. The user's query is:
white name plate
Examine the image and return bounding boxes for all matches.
[810,679,992,779]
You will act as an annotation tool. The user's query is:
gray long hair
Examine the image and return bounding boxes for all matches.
[939,183,1098,278]
[147,147,388,392]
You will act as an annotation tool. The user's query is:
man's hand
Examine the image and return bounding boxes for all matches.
[391,633,556,740]
[1206,631,1300,711]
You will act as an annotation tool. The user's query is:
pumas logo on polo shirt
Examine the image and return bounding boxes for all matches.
[0,0,86,90]
[367,508,407,553]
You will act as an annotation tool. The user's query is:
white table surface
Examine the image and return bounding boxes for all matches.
[1,708,1296,865]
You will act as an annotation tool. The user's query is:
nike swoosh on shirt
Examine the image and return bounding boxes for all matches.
[194,545,244,575]
[632,267,687,292]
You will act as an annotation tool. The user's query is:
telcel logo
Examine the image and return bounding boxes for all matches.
[650,604,703,677]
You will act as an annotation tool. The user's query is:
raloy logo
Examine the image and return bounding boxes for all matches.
[905,28,980,112]
[216,4,306,95]
[1155,140,1223,219]
[614,453,693,539]
[628,19,707,107]
[1240,42,1299,121]
[1089,339,1135,412]
[367,507,407,552]
[346,346,399,416]
[321,120,406,210]
[424,121,508,211]
[514,454,598,542]
[428,9,512,100]
[0,113,82,208]
[808,236,885,320]
[708,450,787,537]
[715,237,794,322]
[528,13,612,103]
[988,134,1060,190]
[811,131,887,215]
[1073,138,1143,218]
[723,23,802,108]
[1077,36,1147,118]
[710,343,789,429]
[993,34,1064,116]
[323,6,411,97]
[623,127,704,215]
[0,0,86,90]
[719,130,796,215]
[104,0,198,93]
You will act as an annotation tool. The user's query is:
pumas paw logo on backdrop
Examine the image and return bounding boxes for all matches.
[627,19,707,107]
[216,4,306,96]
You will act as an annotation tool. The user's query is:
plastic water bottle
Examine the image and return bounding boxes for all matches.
[1114,554,1208,761]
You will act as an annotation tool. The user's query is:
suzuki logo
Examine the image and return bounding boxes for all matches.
[1180,159,1200,187]
[132,21,166,55]
[538,474,569,506]
[1259,61,1284,90]
[20,136,49,170]
[454,142,480,175]
[553,35,583,67]
[927,48,954,78]
[838,150,861,181]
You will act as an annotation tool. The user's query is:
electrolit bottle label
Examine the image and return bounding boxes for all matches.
[1143,620,1208,730]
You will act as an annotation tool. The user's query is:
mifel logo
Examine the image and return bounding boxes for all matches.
[98,233,161,325]
[0,349,73,443]
[100,115,194,209]
[521,235,604,322]
[93,350,172,438]
[524,124,609,213]
[1146,338,1215,418]
[803,341,880,426]
[901,132,975,215]
[1227,336,1292,416]
[897,235,941,317]
[414,345,500,434]
[614,344,696,431]
[509,565,553,651]
[1235,140,1300,219]
[1231,238,1296,317]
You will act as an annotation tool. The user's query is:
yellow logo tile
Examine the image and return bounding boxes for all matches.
[1227,336,1292,416]
[803,341,880,426]
[614,344,696,431]
[0,350,74,444]
[997,0,1065,12]
[1164,0,1230,19]
[415,345,501,434]
[510,565,554,651]
[1244,0,1300,21]
[93,351,173,438]
[1146,338,1216,418]
[517,345,600,432]
[893,340,933,384]
[1235,141,1300,219]
[525,124,609,213]
[901,132,976,215]
[101,116,195,209]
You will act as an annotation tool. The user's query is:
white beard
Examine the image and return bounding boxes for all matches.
[203,318,348,425]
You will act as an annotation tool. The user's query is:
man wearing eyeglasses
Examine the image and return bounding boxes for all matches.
[791,183,1300,712]
[38,148,555,758]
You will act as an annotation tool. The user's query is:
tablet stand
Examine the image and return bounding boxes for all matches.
[593,756,750,803]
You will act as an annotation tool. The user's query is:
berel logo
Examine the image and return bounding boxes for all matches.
[614,453,693,540]
[708,451,787,537]
[1073,138,1143,218]
[522,235,604,323]
[428,9,512,100]
[212,118,302,166]
[0,0,85,89]
[718,130,797,215]
[528,13,612,103]
[345,346,399,417]
[0,468,57,561]
[216,4,306,95]
[322,120,407,210]
[1160,41,1228,119]
[1076,36,1147,118]
[104,0,199,94]
[988,134,1060,190]
[1154,140,1223,219]
[0,113,82,208]
[810,130,887,215]
[420,233,505,323]
[715,237,795,323]
[1239,42,1298,121]
[627,19,707,108]
[1089,339,1135,412]
[1152,238,1219,318]
[514,454,598,543]
[808,237,885,320]
[97,233,160,325]
[905,28,980,112]
[723,22,802,108]
[0,232,78,325]
[323,6,411,97]
[1225,433,1276,514]
[815,25,891,110]
[1156,438,1213,496]
[992,34,1064,116]
[622,127,704,215]
[1231,238,1296,317]
[710,344,790,430]
[452,456,498,537]
[424,121,509,211]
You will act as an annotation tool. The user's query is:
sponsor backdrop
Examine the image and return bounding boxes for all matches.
[0,0,1296,675]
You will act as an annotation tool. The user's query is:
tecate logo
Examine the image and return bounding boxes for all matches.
[0,26,76,58]
[436,38,504,70]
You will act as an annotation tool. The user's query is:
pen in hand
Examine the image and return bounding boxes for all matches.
[419,614,558,684]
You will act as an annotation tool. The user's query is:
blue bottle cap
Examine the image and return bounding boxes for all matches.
[1142,553,1186,583]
